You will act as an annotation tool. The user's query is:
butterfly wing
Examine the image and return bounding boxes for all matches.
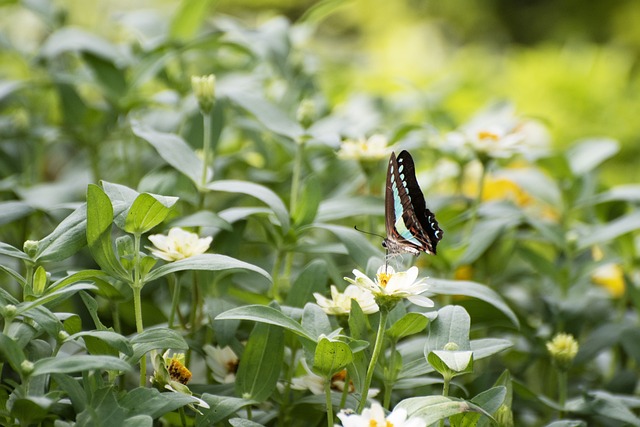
[383,150,443,255]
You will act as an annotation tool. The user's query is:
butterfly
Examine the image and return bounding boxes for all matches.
[382,150,443,256]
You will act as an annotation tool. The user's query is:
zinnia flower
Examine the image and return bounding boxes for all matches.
[150,351,209,411]
[337,402,426,427]
[546,333,579,371]
[148,227,212,261]
[313,285,379,315]
[203,344,239,384]
[337,134,389,161]
[345,266,434,310]
[291,362,379,397]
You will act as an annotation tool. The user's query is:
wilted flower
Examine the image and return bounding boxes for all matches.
[191,74,216,114]
[591,263,625,298]
[313,285,379,315]
[203,345,239,384]
[337,134,389,161]
[337,402,426,427]
[345,266,433,311]
[546,333,579,371]
[150,351,209,411]
[148,227,212,262]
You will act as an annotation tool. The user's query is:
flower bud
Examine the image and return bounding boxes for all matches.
[191,74,216,114]
[443,342,459,351]
[2,304,17,318]
[495,404,514,427]
[296,99,316,129]
[21,360,34,376]
[546,332,578,371]
[57,330,70,341]
[23,240,39,258]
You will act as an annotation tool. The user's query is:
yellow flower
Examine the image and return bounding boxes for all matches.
[546,333,579,371]
[148,227,212,262]
[337,134,389,161]
[150,351,209,411]
[591,263,625,298]
[482,176,532,207]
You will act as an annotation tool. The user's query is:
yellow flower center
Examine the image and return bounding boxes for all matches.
[377,272,391,288]
[477,130,500,141]
[369,421,393,427]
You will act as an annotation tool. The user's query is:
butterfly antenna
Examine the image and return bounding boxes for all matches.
[353,225,385,240]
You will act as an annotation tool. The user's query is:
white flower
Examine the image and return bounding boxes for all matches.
[313,285,379,315]
[203,345,239,384]
[291,362,379,397]
[345,266,434,308]
[148,227,212,261]
[337,134,389,161]
[337,402,426,427]
[446,103,548,160]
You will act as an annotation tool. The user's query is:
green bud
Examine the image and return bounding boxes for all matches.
[444,342,459,351]
[21,360,34,376]
[57,330,70,341]
[296,99,316,129]
[191,74,216,114]
[23,240,39,257]
[2,304,17,318]
[32,266,48,296]
[495,404,514,427]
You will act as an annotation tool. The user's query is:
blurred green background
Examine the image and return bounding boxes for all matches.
[2,0,639,182]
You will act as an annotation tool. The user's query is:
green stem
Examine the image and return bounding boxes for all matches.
[290,139,305,214]
[324,377,334,427]
[558,369,567,417]
[179,406,187,427]
[186,273,199,367]
[439,374,452,427]
[112,301,121,334]
[132,233,146,386]
[271,250,284,302]
[357,309,389,413]
[200,111,212,187]
[339,370,350,411]
[168,274,180,329]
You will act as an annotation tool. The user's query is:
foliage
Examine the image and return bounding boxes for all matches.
[1,1,640,427]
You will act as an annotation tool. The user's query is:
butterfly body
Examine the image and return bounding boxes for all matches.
[383,150,443,256]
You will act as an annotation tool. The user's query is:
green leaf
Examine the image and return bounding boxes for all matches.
[0,242,30,261]
[67,330,133,356]
[346,300,369,392]
[222,89,304,140]
[123,415,153,427]
[235,322,284,402]
[86,184,130,281]
[83,52,127,101]
[470,339,513,359]
[170,210,232,231]
[47,269,112,294]
[9,396,53,426]
[120,387,204,419]
[427,279,520,328]
[579,390,640,426]
[453,386,507,427]
[144,254,271,284]
[427,350,474,377]
[316,196,383,222]
[76,387,126,427]
[285,260,329,308]
[124,192,177,234]
[545,421,587,427]
[35,203,88,262]
[132,121,212,187]
[577,211,640,250]
[312,224,381,268]
[17,283,97,315]
[229,419,266,427]
[127,328,188,364]
[301,303,332,340]
[387,312,429,341]
[207,180,290,233]
[0,200,34,226]
[169,0,217,41]
[197,395,254,427]
[41,27,125,63]
[457,218,510,265]
[313,337,353,377]
[567,138,619,176]
[0,334,27,375]
[32,266,47,296]
[32,355,131,376]
[396,396,487,424]
[293,174,322,226]
[426,306,471,354]
[216,305,316,343]
[51,373,86,413]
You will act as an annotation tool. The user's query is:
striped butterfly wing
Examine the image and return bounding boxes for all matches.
[383,150,443,255]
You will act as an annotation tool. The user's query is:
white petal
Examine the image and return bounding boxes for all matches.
[407,295,435,308]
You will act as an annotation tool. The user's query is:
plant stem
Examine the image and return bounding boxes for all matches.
[324,377,334,427]
[200,111,212,187]
[439,374,452,427]
[357,309,389,413]
[339,370,350,411]
[132,233,146,386]
[290,139,305,214]
[168,274,180,329]
[271,249,284,302]
[558,370,567,417]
